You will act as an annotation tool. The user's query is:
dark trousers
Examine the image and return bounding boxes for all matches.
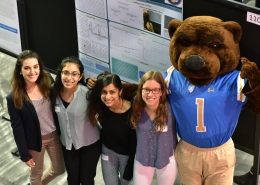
[62,139,102,185]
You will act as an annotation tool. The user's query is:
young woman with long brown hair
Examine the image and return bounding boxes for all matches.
[131,71,178,185]
[6,50,65,185]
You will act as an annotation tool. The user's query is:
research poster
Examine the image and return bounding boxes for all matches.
[75,0,183,82]
[0,0,22,55]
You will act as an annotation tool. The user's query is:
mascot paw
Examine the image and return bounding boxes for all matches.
[240,57,260,89]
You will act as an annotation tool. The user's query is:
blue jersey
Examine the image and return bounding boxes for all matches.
[164,66,247,148]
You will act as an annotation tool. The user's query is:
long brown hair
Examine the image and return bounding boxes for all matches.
[131,71,168,132]
[11,50,51,109]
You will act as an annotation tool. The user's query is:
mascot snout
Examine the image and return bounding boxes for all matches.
[185,55,205,70]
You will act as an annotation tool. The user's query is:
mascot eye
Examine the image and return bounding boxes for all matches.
[209,43,222,49]
[179,39,191,47]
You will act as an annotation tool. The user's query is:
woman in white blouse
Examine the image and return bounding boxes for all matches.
[51,56,101,185]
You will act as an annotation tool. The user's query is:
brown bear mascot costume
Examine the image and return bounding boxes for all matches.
[164,16,260,185]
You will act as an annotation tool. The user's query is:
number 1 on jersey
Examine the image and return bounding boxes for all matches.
[196,98,206,132]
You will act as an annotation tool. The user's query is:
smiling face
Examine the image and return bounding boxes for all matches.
[142,79,162,109]
[21,58,40,85]
[101,83,121,108]
[61,62,82,90]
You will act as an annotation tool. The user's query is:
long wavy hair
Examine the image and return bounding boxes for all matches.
[131,71,168,132]
[51,56,85,110]
[11,50,51,109]
[87,73,122,126]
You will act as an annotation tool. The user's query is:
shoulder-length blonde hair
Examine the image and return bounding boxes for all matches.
[131,71,167,132]
[11,50,51,109]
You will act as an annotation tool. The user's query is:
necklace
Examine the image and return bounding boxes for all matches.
[26,85,37,94]
[144,107,157,120]
[61,90,74,103]
[109,98,126,113]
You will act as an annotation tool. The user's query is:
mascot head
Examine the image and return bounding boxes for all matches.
[168,16,242,86]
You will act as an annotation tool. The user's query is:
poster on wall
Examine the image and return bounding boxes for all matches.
[75,0,183,82]
[0,0,22,55]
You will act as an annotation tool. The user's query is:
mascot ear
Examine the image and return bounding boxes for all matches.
[168,19,182,38]
[222,21,242,43]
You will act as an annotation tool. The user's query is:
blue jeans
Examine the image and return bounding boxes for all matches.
[101,144,132,185]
